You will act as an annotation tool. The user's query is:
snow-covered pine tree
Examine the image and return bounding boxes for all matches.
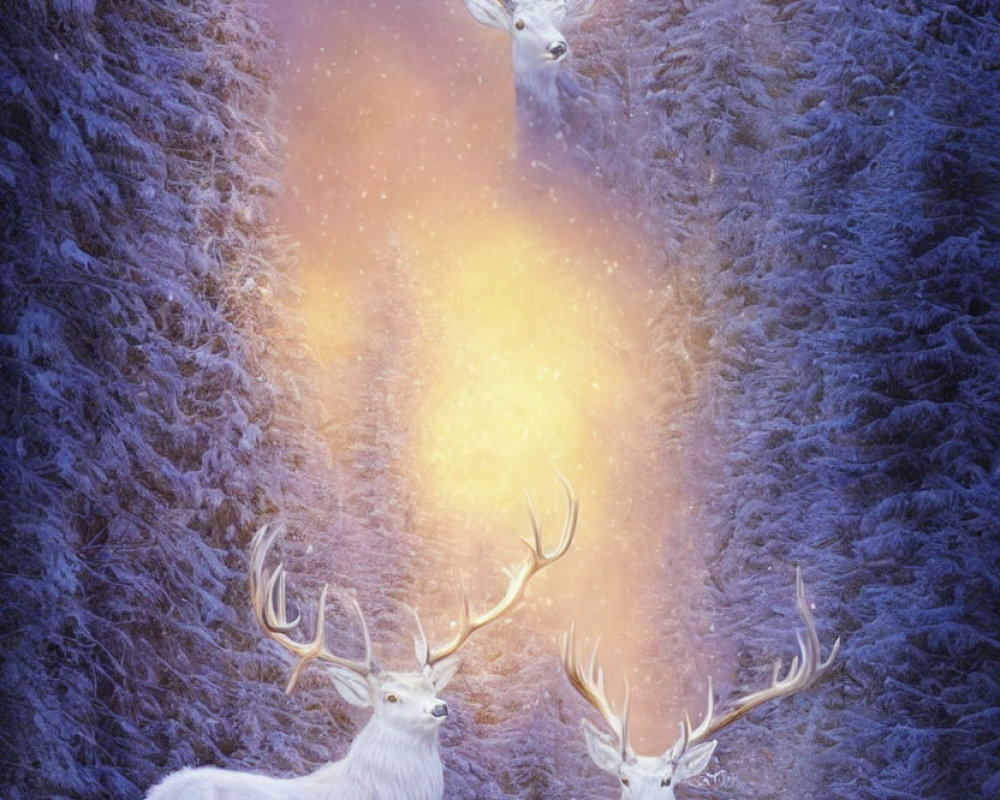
[1,2,339,797]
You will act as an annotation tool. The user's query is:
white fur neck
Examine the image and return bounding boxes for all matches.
[300,718,444,800]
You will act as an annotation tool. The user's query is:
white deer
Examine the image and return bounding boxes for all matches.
[561,568,840,799]
[462,0,596,132]
[146,477,578,800]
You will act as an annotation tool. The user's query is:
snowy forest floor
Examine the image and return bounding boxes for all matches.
[2,1,999,800]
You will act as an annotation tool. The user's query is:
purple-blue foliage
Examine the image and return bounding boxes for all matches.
[1,1,337,797]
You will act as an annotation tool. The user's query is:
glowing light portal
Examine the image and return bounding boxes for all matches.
[260,0,719,747]
[406,210,639,516]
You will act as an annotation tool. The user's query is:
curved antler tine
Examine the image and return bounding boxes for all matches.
[263,564,300,631]
[526,490,543,554]
[275,568,295,628]
[250,525,375,691]
[796,566,809,613]
[795,565,842,677]
[249,525,268,584]
[685,675,716,743]
[771,656,785,686]
[619,675,632,759]
[524,470,578,563]
[426,477,578,664]
[795,567,818,666]
[792,641,807,679]
[340,588,373,670]
[670,718,689,762]
[408,604,431,667]
[250,524,281,609]
[552,470,580,559]
[457,575,472,630]
[587,634,602,686]
[824,634,842,670]
[281,581,331,694]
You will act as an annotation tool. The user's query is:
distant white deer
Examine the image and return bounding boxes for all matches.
[462,0,596,131]
[146,477,578,800]
[561,568,840,799]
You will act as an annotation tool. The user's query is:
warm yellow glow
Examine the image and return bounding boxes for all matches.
[407,211,636,515]
[262,0,720,746]
[296,258,366,365]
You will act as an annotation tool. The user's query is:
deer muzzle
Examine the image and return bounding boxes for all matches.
[547,40,568,60]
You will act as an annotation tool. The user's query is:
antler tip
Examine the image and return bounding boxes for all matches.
[427,475,576,664]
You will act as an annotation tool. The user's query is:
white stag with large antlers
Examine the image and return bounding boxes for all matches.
[561,568,840,798]
[462,0,596,130]
[146,478,578,800]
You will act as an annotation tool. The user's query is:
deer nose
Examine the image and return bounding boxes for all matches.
[548,40,568,60]
[431,703,448,718]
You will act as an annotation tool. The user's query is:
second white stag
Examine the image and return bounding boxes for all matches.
[146,478,578,800]
[562,568,840,799]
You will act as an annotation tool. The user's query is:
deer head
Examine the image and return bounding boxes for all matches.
[250,473,578,716]
[462,0,596,120]
[249,525,460,743]
[561,568,840,799]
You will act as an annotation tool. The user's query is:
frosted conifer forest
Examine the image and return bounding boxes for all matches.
[2,0,998,798]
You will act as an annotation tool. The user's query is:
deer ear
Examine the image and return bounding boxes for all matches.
[582,719,622,774]
[428,656,460,691]
[463,0,512,31]
[330,668,373,708]
[671,740,716,782]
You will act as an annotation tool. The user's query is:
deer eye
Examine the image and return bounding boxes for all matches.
[514,18,525,30]
[385,694,399,703]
